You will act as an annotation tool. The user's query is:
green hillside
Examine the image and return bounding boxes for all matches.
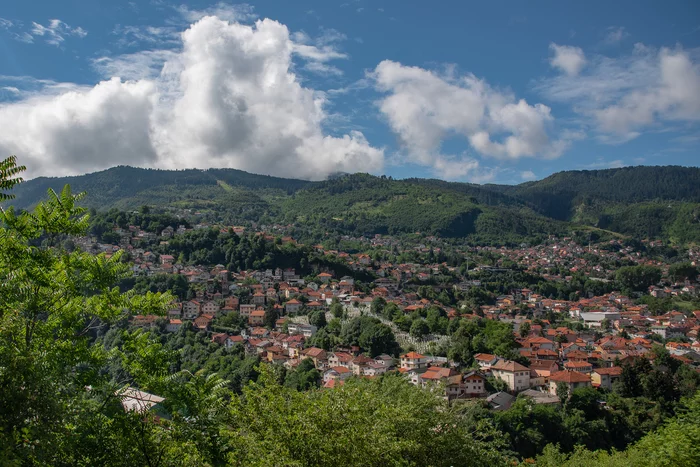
[7,164,700,243]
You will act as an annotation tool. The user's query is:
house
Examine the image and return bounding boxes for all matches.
[193,315,212,331]
[563,361,593,374]
[400,352,428,370]
[591,367,623,390]
[287,323,317,338]
[239,304,255,317]
[117,387,166,415]
[202,301,220,316]
[519,389,560,405]
[302,347,328,369]
[351,355,375,375]
[486,391,516,411]
[182,300,201,320]
[249,310,265,326]
[225,335,245,349]
[328,352,354,368]
[166,319,183,333]
[490,359,530,392]
[252,292,266,306]
[474,353,498,370]
[285,299,302,314]
[167,303,182,319]
[323,366,352,383]
[317,272,333,283]
[529,360,559,378]
[548,370,592,395]
[463,371,487,397]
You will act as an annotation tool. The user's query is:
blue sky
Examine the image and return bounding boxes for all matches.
[0,0,698,184]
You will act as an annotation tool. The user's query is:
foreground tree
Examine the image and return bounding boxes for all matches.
[0,157,171,463]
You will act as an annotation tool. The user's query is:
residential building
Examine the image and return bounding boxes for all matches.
[490,359,531,392]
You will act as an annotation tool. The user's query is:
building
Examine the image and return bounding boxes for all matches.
[166,319,183,333]
[580,311,621,328]
[490,359,530,392]
[548,370,592,395]
[591,367,623,390]
[400,352,428,370]
[474,353,498,370]
[463,371,487,397]
[182,300,201,320]
[285,299,303,314]
[323,366,352,383]
[249,310,265,326]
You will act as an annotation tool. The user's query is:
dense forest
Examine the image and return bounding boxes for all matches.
[6,164,700,244]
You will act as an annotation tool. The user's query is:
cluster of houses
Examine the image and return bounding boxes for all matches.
[82,220,700,408]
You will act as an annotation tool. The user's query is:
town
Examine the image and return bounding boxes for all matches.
[76,214,700,410]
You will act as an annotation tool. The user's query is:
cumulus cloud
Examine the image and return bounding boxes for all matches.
[0,16,383,179]
[30,19,87,46]
[372,60,571,179]
[549,43,586,76]
[536,45,700,141]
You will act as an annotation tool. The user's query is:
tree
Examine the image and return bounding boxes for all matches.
[616,265,662,292]
[264,305,280,329]
[669,262,698,283]
[0,164,171,464]
[309,309,327,329]
[410,319,430,339]
[0,155,25,200]
[358,322,399,357]
[227,366,510,466]
[519,321,531,338]
[330,302,344,319]
[284,358,321,391]
[370,296,386,316]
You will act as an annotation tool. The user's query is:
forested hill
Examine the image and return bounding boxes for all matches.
[8,166,312,210]
[7,164,700,243]
[489,166,700,219]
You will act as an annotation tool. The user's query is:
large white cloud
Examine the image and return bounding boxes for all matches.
[536,45,700,141]
[0,16,383,179]
[372,60,570,178]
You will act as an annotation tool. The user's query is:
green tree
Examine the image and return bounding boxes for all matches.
[410,319,430,338]
[0,161,171,464]
[616,265,662,292]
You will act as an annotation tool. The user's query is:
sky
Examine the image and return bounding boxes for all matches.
[0,1,699,184]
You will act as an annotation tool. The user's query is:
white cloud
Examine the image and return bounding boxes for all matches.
[175,2,257,23]
[604,26,629,45]
[112,24,181,48]
[0,17,13,29]
[92,50,178,81]
[521,170,536,181]
[290,28,348,75]
[372,60,570,178]
[30,19,87,46]
[0,16,383,180]
[549,43,586,76]
[536,45,700,141]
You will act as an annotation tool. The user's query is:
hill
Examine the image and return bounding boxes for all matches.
[489,166,700,243]
[6,165,700,243]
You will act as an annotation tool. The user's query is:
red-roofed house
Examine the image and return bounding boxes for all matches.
[400,352,427,370]
[548,370,591,395]
[591,366,623,390]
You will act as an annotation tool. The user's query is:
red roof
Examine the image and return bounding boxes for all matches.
[401,352,425,359]
[549,370,591,383]
[593,366,623,376]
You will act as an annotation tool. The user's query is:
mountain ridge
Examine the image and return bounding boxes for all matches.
[7,164,700,243]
